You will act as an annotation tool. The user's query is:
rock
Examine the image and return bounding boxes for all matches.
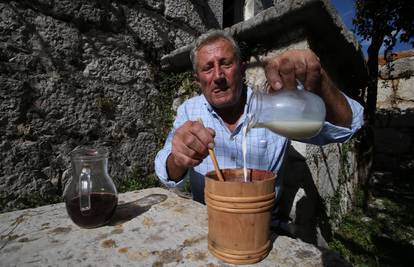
[0,0,208,212]
[379,56,414,79]
[0,187,350,266]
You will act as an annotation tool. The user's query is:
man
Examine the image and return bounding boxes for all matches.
[155,30,364,203]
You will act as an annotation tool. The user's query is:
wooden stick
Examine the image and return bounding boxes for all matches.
[197,118,225,182]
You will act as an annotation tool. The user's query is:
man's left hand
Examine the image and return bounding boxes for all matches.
[264,49,323,94]
[264,49,353,128]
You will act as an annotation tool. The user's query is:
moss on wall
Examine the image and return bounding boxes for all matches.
[327,140,357,228]
[117,70,199,193]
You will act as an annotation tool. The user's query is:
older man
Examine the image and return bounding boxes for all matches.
[155,30,363,203]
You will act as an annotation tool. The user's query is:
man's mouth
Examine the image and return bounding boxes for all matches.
[212,86,229,93]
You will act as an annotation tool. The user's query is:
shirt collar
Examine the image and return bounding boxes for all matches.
[202,86,253,136]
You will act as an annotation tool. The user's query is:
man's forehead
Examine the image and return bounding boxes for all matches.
[197,38,235,57]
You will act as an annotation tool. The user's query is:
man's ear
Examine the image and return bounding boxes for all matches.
[193,73,201,87]
[240,61,247,75]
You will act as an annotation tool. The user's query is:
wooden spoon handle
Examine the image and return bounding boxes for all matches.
[197,118,225,182]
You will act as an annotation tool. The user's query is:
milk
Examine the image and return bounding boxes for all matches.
[255,120,323,140]
[241,119,323,182]
[242,124,248,182]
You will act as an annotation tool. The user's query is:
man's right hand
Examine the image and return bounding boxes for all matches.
[167,120,215,182]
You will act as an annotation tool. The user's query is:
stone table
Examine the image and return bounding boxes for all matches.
[0,188,348,266]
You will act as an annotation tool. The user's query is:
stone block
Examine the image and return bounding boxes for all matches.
[397,77,414,109]
[377,76,414,110]
[164,0,218,32]
[126,8,171,49]
[376,80,394,110]
[379,56,414,79]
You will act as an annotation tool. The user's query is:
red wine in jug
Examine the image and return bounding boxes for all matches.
[66,192,117,228]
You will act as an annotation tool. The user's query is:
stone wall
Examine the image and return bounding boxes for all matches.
[375,51,414,176]
[0,0,222,212]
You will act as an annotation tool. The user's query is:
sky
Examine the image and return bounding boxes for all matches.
[331,0,412,56]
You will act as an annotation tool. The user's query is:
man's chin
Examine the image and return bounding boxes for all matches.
[211,98,237,109]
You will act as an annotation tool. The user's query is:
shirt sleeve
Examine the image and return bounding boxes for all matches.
[154,103,190,188]
[302,93,364,145]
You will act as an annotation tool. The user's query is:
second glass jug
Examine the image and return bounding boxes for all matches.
[64,147,118,228]
[246,82,326,139]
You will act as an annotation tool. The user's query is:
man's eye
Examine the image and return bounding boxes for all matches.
[202,66,213,72]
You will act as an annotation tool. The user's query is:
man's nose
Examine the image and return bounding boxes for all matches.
[213,65,224,80]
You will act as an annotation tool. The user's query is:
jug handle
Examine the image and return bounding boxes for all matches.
[79,167,91,213]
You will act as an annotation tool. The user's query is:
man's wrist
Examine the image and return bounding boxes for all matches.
[166,153,187,182]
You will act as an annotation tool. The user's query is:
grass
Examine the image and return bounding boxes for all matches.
[329,172,414,266]
[117,173,162,193]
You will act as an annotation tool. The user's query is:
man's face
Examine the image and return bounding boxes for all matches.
[194,38,244,109]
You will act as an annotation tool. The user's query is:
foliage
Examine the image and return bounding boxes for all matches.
[354,1,414,48]
[339,141,353,182]
[117,172,162,193]
[352,0,414,123]
[96,96,115,119]
[328,141,355,226]
[156,70,198,143]
[181,177,192,194]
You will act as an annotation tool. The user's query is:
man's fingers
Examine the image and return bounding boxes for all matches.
[191,121,215,148]
[279,57,296,90]
[294,58,307,84]
[171,120,215,168]
[265,50,323,92]
[304,57,321,92]
[206,128,216,148]
[172,134,205,162]
[264,59,282,90]
[171,150,202,167]
[183,134,208,158]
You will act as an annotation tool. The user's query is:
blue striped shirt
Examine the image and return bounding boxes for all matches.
[155,88,364,203]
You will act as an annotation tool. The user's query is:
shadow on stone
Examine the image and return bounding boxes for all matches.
[276,144,332,246]
[108,194,168,226]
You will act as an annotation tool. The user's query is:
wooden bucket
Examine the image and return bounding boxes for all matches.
[205,168,276,265]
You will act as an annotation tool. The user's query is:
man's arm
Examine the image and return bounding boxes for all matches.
[318,69,352,128]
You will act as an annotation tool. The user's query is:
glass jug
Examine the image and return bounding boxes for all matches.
[246,82,326,139]
[64,147,118,228]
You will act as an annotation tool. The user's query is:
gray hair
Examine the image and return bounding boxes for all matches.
[190,30,241,72]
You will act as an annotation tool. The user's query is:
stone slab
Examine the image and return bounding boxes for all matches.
[0,187,348,266]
